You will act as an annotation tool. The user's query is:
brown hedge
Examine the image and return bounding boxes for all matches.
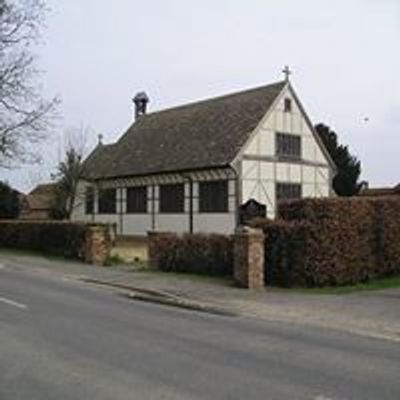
[0,220,108,261]
[252,196,400,287]
[149,232,233,276]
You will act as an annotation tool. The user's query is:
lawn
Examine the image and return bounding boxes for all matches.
[274,275,400,295]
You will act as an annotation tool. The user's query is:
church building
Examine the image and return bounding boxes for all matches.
[72,72,336,235]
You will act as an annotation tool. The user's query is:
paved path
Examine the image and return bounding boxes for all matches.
[0,253,400,399]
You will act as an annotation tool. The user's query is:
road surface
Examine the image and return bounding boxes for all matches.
[0,260,399,400]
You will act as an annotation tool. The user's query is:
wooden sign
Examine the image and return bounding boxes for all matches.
[239,199,266,225]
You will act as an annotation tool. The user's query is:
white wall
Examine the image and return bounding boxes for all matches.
[241,84,332,218]
[242,160,330,218]
[120,186,152,235]
[245,87,327,163]
[193,214,235,234]
[94,214,119,225]
[72,172,237,235]
[155,215,188,233]
[71,180,92,222]
[193,180,236,233]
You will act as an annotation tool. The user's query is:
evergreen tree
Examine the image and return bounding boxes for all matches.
[315,123,362,196]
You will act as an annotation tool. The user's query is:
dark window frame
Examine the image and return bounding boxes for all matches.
[85,187,94,215]
[159,183,184,214]
[284,98,292,113]
[98,188,117,214]
[126,186,147,214]
[199,180,229,213]
[276,132,301,160]
[276,183,302,201]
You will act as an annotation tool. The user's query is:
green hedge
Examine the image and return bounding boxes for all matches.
[149,232,233,276]
[0,221,107,261]
[252,196,400,287]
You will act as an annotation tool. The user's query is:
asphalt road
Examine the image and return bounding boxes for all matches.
[0,261,399,400]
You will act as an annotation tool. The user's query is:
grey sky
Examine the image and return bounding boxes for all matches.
[2,0,399,192]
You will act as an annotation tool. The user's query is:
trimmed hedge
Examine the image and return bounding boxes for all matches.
[149,232,233,276]
[252,196,400,287]
[0,220,108,261]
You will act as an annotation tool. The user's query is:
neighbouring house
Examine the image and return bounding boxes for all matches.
[72,76,336,235]
[359,183,400,197]
[20,183,58,220]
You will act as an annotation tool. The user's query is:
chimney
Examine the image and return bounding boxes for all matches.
[133,91,149,120]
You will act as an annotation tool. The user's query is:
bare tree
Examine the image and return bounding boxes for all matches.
[0,0,59,168]
[51,125,92,219]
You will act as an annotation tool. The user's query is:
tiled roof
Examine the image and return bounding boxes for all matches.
[360,183,400,197]
[25,183,59,210]
[30,183,58,197]
[82,81,287,180]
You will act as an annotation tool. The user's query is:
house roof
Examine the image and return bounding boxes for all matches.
[359,183,400,197]
[24,194,53,210]
[24,183,59,210]
[82,81,287,180]
[29,183,58,197]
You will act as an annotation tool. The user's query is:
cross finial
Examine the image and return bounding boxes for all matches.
[282,65,292,82]
[98,133,103,145]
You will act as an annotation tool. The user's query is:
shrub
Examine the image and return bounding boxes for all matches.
[253,196,400,287]
[149,232,233,276]
[252,219,311,287]
[0,221,109,261]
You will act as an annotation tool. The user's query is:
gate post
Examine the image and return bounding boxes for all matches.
[233,226,265,289]
[84,225,112,266]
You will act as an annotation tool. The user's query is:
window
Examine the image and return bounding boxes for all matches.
[276,183,302,201]
[85,187,94,214]
[284,98,292,112]
[159,183,184,213]
[98,188,116,214]
[127,186,147,214]
[199,180,228,213]
[276,132,301,159]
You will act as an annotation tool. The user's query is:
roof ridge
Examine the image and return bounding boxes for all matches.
[144,80,287,118]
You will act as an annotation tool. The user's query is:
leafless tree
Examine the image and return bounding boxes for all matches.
[0,0,59,168]
[51,125,93,219]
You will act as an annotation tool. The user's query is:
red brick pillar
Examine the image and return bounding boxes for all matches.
[84,225,112,266]
[234,227,265,289]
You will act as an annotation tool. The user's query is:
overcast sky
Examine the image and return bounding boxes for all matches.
[2,0,399,192]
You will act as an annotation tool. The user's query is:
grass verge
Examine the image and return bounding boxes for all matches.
[272,275,400,294]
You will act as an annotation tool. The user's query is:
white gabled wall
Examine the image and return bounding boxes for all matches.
[240,84,332,218]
